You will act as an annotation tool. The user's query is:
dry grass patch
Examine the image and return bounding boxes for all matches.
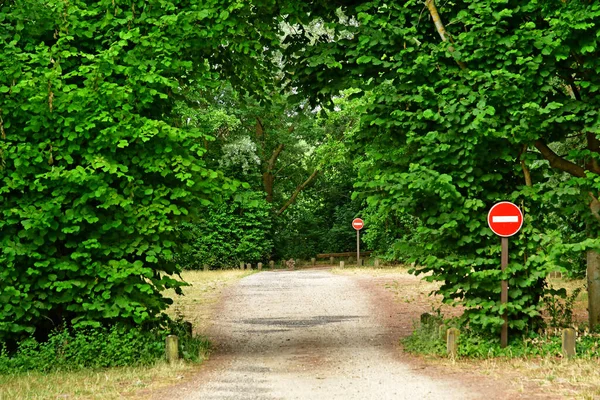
[332,265,455,317]
[0,361,199,400]
[164,269,254,332]
[430,356,600,399]
[331,264,411,276]
[547,276,588,325]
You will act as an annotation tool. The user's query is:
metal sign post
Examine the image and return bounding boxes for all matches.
[487,202,523,348]
[501,237,509,348]
[357,229,360,265]
[352,218,364,265]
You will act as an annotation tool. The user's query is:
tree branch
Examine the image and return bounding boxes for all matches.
[425,0,467,70]
[266,143,284,173]
[519,144,533,187]
[277,169,320,216]
[262,143,284,203]
[534,140,586,177]
[587,132,600,174]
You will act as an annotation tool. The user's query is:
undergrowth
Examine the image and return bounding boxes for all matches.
[403,289,600,360]
[0,321,210,374]
[403,317,600,359]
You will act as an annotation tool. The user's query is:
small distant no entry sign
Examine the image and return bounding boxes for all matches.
[352,218,364,230]
[487,201,523,237]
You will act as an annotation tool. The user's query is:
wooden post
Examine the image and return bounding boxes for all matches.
[203,264,208,272]
[562,328,576,358]
[330,256,334,265]
[239,262,244,270]
[446,328,459,357]
[501,237,509,348]
[258,262,263,270]
[269,260,275,269]
[374,259,380,268]
[246,263,251,270]
[357,259,363,267]
[340,261,345,268]
[311,257,316,266]
[166,335,179,363]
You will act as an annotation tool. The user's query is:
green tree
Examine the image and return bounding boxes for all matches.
[0,0,287,341]
[282,0,600,333]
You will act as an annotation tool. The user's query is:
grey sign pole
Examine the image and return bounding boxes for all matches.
[357,230,360,266]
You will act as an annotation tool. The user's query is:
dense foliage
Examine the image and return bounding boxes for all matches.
[0,0,288,342]
[178,191,273,269]
[282,0,600,334]
[0,322,208,373]
[2,0,600,353]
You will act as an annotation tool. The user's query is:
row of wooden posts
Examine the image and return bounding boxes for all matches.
[201,257,382,271]
[444,327,577,358]
[165,326,577,362]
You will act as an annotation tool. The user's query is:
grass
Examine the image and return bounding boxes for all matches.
[0,361,197,400]
[389,269,598,399]
[0,269,252,400]
[546,276,588,325]
[431,354,600,399]
[164,269,254,332]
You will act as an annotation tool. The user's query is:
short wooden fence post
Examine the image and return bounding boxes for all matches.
[166,335,179,363]
[203,264,208,272]
[239,262,244,270]
[562,328,576,358]
[246,263,251,270]
[330,256,334,265]
[311,257,316,266]
[340,261,345,268]
[258,262,263,270]
[374,259,380,268]
[269,260,275,269]
[446,328,460,358]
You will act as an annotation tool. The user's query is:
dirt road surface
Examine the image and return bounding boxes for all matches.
[154,269,515,400]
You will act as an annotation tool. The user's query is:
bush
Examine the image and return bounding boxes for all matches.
[0,322,210,374]
[178,191,273,269]
[403,317,600,359]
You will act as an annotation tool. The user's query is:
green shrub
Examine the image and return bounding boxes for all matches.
[0,322,210,374]
[178,191,273,269]
[403,317,600,359]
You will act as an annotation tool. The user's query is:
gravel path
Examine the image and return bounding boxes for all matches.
[171,269,484,400]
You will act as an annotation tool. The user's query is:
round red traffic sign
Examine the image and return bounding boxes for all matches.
[352,218,364,230]
[487,202,523,237]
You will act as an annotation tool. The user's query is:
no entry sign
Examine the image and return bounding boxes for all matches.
[352,218,364,230]
[487,201,523,237]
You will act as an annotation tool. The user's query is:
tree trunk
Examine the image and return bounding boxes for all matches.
[277,169,319,216]
[262,144,284,203]
[588,249,600,329]
[425,0,467,71]
[588,195,600,329]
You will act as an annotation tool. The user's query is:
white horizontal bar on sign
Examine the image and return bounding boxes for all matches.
[492,216,519,223]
